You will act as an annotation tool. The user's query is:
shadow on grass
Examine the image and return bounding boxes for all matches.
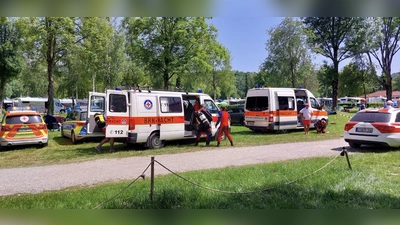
[104,181,400,209]
[331,145,400,153]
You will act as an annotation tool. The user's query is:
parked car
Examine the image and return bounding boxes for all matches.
[228,106,244,126]
[344,108,400,148]
[61,110,104,144]
[0,107,48,148]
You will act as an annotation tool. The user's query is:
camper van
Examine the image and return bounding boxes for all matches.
[18,97,65,114]
[244,87,328,132]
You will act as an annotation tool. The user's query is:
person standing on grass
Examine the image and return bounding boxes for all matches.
[299,103,313,135]
[194,104,212,147]
[95,105,115,153]
[215,106,233,147]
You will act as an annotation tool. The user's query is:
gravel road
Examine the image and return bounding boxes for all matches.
[0,138,349,196]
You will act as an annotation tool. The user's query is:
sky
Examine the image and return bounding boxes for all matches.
[208,17,400,75]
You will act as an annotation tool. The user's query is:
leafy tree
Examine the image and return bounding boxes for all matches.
[122,17,219,91]
[366,17,400,100]
[15,17,76,115]
[0,17,22,110]
[261,18,314,89]
[303,17,361,111]
[57,17,125,99]
[316,63,335,97]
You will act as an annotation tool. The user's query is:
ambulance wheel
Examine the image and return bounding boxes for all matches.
[71,131,78,144]
[148,132,164,149]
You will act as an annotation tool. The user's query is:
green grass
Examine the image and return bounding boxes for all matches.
[1,150,399,209]
[1,112,399,209]
[0,113,350,169]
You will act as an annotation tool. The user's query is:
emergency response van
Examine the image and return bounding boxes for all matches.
[244,87,328,132]
[85,88,222,149]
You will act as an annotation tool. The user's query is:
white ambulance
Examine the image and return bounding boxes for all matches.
[87,88,222,149]
[244,87,328,132]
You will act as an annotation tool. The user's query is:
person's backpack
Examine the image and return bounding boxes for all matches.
[198,111,210,126]
[94,113,106,129]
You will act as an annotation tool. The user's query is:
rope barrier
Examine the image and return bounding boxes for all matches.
[154,151,343,194]
[93,149,351,208]
[92,162,151,209]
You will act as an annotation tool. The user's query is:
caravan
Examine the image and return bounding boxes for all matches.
[244,87,328,132]
[83,88,222,149]
[18,97,65,114]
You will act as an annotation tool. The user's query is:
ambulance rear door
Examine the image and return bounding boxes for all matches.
[105,90,129,138]
[87,92,106,134]
[159,95,185,140]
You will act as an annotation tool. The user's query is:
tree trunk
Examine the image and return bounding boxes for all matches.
[163,70,169,90]
[332,60,339,112]
[46,31,56,115]
[384,67,392,100]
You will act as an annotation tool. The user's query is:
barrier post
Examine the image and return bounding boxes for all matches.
[150,156,155,202]
[340,147,352,170]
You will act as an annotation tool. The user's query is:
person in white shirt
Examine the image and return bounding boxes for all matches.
[299,103,313,135]
[386,100,393,109]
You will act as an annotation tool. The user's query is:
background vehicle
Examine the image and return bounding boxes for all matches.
[18,97,65,114]
[61,110,104,144]
[244,87,328,132]
[0,107,48,148]
[228,106,244,125]
[344,108,400,148]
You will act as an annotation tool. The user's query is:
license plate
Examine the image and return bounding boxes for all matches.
[356,127,373,133]
[247,121,254,126]
[18,128,32,132]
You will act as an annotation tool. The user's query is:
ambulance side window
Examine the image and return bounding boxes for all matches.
[109,94,127,113]
[278,97,294,110]
[160,97,183,113]
[204,100,219,114]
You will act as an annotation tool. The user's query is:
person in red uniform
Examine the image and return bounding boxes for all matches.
[215,106,233,147]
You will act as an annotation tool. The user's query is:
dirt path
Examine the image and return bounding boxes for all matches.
[0,138,349,196]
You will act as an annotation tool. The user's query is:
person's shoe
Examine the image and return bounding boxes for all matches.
[205,141,210,147]
[230,141,234,146]
[216,142,220,147]
[95,146,101,153]
[194,140,199,146]
[109,149,115,153]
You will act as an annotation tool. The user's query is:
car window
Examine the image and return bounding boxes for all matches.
[80,112,88,121]
[396,113,400,122]
[350,112,391,122]
[204,99,219,114]
[6,115,42,124]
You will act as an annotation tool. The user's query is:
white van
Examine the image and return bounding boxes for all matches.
[244,87,328,132]
[86,88,222,149]
[18,97,65,114]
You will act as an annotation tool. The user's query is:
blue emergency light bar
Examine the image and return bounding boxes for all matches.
[8,106,36,111]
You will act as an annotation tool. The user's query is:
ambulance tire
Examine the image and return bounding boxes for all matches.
[148,132,164,149]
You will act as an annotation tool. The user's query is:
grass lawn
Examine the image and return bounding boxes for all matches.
[1,112,399,209]
[0,113,349,169]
